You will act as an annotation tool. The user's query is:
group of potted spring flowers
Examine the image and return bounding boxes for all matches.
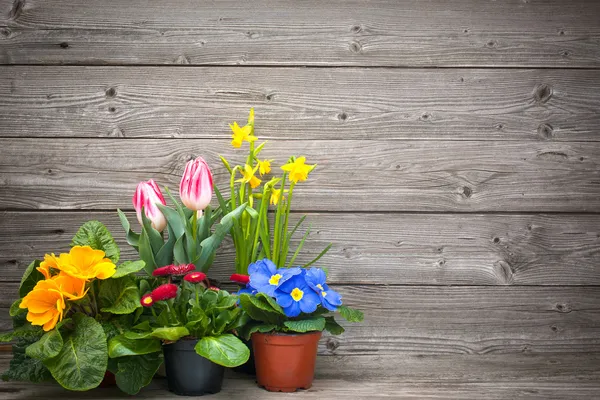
[2,109,363,396]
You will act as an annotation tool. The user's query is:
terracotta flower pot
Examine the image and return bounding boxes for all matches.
[252,331,322,392]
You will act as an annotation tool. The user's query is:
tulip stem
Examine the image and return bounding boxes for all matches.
[192,210,198,242]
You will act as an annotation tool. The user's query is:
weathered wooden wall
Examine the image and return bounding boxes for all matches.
[1,0,600,398]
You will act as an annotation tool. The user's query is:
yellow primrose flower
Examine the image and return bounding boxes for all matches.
[281,157,315,183]
[56,246,116,280]
[237,164,262,189]
[38,253,60,279]
[257,159,272,176]
[52,274,88,301]
[270,188,287,206]
[229,122,257,148]
[20,279,67,331]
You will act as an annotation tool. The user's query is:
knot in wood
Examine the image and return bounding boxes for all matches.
[537,123,553,139]
[59,42,69,49]
[105,87,117,98]
[326,338,340,352]
[351,24,362,33]
[555,303,571,313]
[108,106,116,113]
[8,0,25,21]
[0,28,11,38]
[461,186,472,198]
[338,112,348,121]
[533,83,553,103]
[485,39,498,48]
[420,112,432,122]
[492,237,500,244]
[349,41,362,53]
[559,49,571,57]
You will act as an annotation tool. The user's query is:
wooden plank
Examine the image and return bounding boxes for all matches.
[2,285,600,355]
[1,138,599,212]
[1,66,600,141]
[1,211,600,286]
[1,0,599,67]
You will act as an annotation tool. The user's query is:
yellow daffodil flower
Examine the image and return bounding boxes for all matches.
[257,159,272,176]
[281,156,315,183]
[20,279,67,331]
[237,164,262,189]
[56,246,116,280]
[248,108,254,124]
[270,188,287,205]
[229,121,257,148]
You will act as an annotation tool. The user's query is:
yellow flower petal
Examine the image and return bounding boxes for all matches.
[249,176,262,189]
[258,159,272,176]
[55,246,117,280]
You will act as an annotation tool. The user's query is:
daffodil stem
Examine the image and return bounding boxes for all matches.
[251,185,269,262]
[272,173,287,266]
[280,181,295,265]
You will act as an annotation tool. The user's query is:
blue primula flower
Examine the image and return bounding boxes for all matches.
[305,268,342,311]
[236,284,257,296]
[274,271,320,317]
[248,259,301,296]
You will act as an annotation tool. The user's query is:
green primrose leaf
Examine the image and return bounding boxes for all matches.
[324,316,345,335]
[112,260,146,279]
[108,334,162,358]
[98,276,141,315]
[195,334,249,368]
[43,314,107,391]
[2,336,53,383]
[71,220,120,264]
[114,352,163,395]
[26,329,63,361]
[19,260,44,298]
[238,322,277,341]
[338,305,364,322]
[256,293,284,314]
[150,327,190,341]
[283,316,326,333]
[238,294,282,325]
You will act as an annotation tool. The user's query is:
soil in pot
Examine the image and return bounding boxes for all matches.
[163,339,225,396]
[252,331,322,392]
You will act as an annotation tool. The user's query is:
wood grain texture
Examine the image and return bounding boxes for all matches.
[1,211,600,286]
[0,0,599,67]
[2,284,600,356]
[1,138,599,212]
[1,66,600,141]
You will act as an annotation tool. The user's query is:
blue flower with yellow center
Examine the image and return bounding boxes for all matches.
[305,268,342,311]
[248,259,301,296]
[274,271,320,317]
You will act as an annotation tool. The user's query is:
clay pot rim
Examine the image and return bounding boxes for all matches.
[253,330,323,337]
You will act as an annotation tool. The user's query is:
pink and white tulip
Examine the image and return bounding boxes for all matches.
[132,179,167,232]
[179,157,213,211]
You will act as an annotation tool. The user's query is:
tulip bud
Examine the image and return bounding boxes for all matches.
[132,179,167,232]
[179,157,213,211]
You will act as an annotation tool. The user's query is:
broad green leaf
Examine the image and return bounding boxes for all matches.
[239,294,282,325]
[140,207,165,255]
[185,307,210,338]
[112,260,146,279]
[256,293,284,315]
[194,203,246,272]
[108,334,161,358]
[19,260,44,298]
[238,322,277,341]
[338,305,364,322]
[154,222,177,267]
[71,220,120,264]
[117,209,140,249]
[0,325,42,343]
[2,337,53,383]
[324,316,345,335]
[195,334,249,368]
[157,203,186,239]
[43,314,107,391]
[151,326,189,341]
[138,228,157,275]
[284,316,326,333]
[98,276,141,315]
[9,299,24,317]
[173,234,188,265]
[114,352,163,395]
[26,329,63,361]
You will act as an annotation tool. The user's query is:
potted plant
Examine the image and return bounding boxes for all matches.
[219,109,333,372]
[108,266,250,396]
[237,259,363,392]
[0,221,155,395]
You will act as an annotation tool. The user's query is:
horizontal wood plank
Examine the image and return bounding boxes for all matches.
[1,138,599,212]
[1,67,600,141]
[2,285,600,355]
[1,211,600,285]
[0,0,599,67]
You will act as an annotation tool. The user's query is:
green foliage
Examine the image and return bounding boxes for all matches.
[98,276,141,314]
[108,334,162,358]
[18,260,44,298]
[324,316,345,335]
[195,334,249,368]
[112,260,146,279]
[114,353,163,395]
[71,220,120,264]
[338,305,364,323]
[283,316,326,333]
[2,337,53,383]
[43,314,107,391]
[25,329,63,361]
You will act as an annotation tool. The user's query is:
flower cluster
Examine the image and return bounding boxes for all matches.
[141,264,207,307]
[240,259,342,317]
[20,246,116,331]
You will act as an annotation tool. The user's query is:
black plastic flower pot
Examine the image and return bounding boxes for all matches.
[162,339,225,396]
[232,337,255,375]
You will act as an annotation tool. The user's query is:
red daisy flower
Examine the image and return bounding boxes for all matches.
[152,266,172,277]
[184,272,206,284]
[169,264,196,276]
[230,273,250,285]
[140,293,154,307]
[151,283,178,301]
[208,286,220,291]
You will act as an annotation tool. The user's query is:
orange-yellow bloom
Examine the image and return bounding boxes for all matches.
[53,274,88,300]
[257,159,272,176]
[38,253,60,279]
[281,157,315,183]
[237,164,262,189]
[270,188,287,206]
[56,246,116,280]
[20,279,66,331]
[229,122,257,148]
